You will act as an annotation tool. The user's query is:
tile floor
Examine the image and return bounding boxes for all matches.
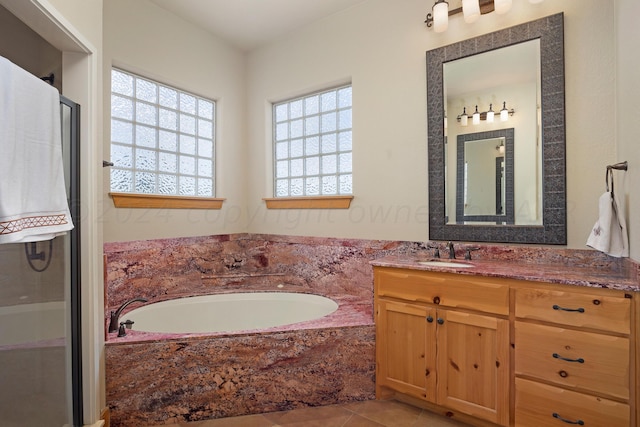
[149,399,472,427]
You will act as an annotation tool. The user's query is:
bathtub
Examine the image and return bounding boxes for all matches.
[105,291,375,426]
[123,292,339,334]
[0,301,66,347]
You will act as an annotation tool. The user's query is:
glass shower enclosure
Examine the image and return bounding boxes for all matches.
[0,96,82,426]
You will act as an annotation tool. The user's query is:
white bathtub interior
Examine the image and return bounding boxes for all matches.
[0,301,66,346]
[124,292,339,334]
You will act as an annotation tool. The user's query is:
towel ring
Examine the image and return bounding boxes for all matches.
[605,161,628,194]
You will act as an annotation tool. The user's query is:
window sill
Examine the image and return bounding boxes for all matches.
[110,193,225,209]
[263,196,354,209]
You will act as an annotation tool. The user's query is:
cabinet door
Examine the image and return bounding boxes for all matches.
[376,299,436,401]
[436,310,510,427]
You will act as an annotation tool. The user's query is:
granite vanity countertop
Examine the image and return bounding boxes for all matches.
[370,256,640,293]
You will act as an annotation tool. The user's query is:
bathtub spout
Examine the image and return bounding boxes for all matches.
[108,298,148,333]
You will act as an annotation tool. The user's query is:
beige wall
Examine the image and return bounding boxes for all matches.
[101,0,637,258]
[246,0,619,249]
[616,0,640,261]
[102,0,247,242]
[46,0,102,49]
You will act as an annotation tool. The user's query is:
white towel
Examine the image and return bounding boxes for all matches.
[0,56,74,244]
[586,191,629,258]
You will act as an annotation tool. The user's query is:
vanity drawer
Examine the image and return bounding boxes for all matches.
[515,378,630,427]
[374,268,509,315]
[515,322,629,400]
[514,287,630,334]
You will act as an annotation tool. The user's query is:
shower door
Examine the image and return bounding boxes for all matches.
[0,96,82,426]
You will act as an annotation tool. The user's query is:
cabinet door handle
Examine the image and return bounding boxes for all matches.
[552,304,585,313]
[426,316,434,323]
[552,353,585,363]
[552,412,585,425]
[437,318,444,325]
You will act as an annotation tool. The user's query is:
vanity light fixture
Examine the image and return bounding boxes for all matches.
[457,102,514,125]
[425,0,543,31]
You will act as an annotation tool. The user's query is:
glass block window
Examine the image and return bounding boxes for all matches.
[273,85,352,197]
[110,68,215,197]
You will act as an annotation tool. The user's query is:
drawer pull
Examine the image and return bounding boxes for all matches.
[437,318,444,325]
[427,316,434,323]
[552,353,585,363]
[552,413,585,425]
[552,304,585,313]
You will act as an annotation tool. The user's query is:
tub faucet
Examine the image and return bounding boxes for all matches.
[108,298,147,333]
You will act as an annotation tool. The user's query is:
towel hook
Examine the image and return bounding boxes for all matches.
[40,73,55,86]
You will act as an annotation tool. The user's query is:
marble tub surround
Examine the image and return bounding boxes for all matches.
[104,233,421,339]
[106,326,375,426]
[104,234,416,426]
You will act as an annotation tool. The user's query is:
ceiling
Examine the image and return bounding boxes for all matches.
[149,0,369,52]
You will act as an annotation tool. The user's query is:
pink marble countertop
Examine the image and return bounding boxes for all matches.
[370,256,639,292]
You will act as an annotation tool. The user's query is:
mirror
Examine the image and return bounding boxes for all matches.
[454,129,514,224]
[427,13,566,244]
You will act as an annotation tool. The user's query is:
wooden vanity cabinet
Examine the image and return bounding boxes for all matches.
[374,266,638,427]
[374,267,510,426]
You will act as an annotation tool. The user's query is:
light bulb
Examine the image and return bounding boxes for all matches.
[462,0,480,23]
[433,1,449,33]
[494,0,512,15]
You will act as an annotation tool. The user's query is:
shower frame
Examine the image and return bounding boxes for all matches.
[61,94,83,426]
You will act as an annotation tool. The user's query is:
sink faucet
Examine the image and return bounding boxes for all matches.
[108,298,147,333]
[447,241,456,259]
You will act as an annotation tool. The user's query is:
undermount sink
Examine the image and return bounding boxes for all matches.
[417,260,474,268]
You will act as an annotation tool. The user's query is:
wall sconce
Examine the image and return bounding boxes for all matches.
[425,0,543,32]
[457,102,514,126]
[496,140,505,154]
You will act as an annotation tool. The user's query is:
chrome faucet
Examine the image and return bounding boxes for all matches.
[108,298,147,333]
[447,241,456,259]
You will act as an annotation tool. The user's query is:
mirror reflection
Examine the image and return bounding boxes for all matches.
[444,39,541,226]
[453,129,514,225]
